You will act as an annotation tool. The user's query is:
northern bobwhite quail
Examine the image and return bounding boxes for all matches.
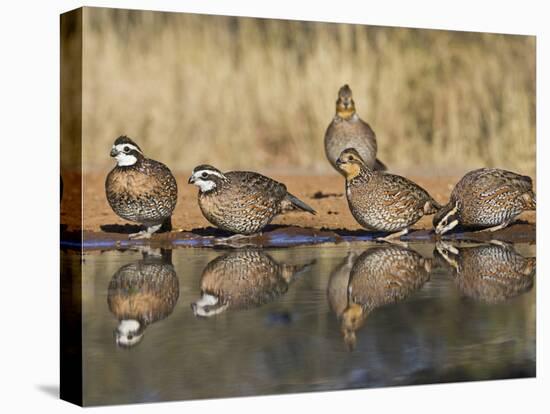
[188,165,316,235]
[325,84,386,174]
[435,241,535,303]
[334,246,431,350]
[107,248,179,347]
[336,148,440,240]
[191,250,314,317]
[105,135,178,239]
[433,168,536,235]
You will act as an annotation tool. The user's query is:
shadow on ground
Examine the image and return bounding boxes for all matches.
[36,384,59,399]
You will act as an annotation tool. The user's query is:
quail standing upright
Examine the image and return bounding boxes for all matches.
[324,84,386,174]
[105,136,178,239]
[188,165,316,235]
[336,148,440,240]
[433,168,536,235]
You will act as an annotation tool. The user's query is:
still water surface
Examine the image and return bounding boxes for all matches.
[76,242,535,406]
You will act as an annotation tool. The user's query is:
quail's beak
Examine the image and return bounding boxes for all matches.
[336,158,344,167]
[110,148,119,157]
[188,175,195,184]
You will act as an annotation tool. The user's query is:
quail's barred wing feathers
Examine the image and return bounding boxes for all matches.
[378,173,440,213]
[227,170,288,204]
[454,168,533,201]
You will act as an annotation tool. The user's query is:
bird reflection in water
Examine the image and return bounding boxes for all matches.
[191,250,314,317]
[435,241,535,303]
[107,248,179,347]
[328,246,432,351]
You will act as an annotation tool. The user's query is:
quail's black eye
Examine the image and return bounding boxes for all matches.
[201,172,208,178]
[127,334,133,340]
[124,146,130,153]
[347,156,353,161]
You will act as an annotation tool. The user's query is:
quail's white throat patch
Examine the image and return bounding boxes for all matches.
[193,179,216,192]
[116,319,143,346]
[113,143,142,167]
[115,153,138,166]
[118,319,140,334]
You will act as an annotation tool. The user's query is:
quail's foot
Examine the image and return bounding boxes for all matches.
[213,233,261,247]
[376,228,409,242]
[129,224,162,240]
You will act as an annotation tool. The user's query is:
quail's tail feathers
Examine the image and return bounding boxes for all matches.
[285,193,316,215]
[282,259,317,282]
[424,198,442,215]
[523,190,536,210]
[373,158,387,171]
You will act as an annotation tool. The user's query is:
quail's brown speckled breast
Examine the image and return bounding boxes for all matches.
[435,242,535,304]
[196,250,309,312]
[325,116,377,171]
[106,158,178,226]
[107,251,180,325]
[347,170,439,232]
[443,168,535,228]
[198,171,288,235]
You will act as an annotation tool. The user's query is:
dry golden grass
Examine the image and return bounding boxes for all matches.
[80,7,535,176]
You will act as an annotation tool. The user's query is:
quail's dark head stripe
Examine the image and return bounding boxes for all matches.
[114,135,143,152]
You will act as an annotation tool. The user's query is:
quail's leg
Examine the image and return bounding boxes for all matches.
[214,233,260,247]
[377,228,409,242]
[488,239,513,249]
[476,219,513,233]
[129,224,162,240]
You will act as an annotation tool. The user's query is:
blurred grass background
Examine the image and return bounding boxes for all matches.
[79,7,535,176]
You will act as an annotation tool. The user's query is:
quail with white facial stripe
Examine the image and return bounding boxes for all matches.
[188,164,316,235]
[433,168,536,235]
[105,136,178,239]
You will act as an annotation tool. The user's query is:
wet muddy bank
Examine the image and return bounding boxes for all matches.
[62,222,535,251]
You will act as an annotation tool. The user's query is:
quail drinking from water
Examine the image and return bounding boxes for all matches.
[433,168,536,235]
